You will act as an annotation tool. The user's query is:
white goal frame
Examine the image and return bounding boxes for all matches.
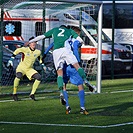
[51,0,103,93]
[51,0,102,93]
[1,0,103,93]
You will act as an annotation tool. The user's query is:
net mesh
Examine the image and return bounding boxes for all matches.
[0,0,98,95]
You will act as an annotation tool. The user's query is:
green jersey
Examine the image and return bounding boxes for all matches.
[44,26,78,50]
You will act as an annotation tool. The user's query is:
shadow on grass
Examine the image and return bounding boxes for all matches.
[89,102,133,116]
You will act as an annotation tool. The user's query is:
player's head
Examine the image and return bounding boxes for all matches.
[29,36,37,50]
[71,26,81,35]
[60,25,68,28]
[67,25,71,29]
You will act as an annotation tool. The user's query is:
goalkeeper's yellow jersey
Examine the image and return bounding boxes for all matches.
[13,47,41,69]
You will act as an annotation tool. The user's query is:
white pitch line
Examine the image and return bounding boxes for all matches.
[0,89,133,103]
[110,90,133,93]
[0,96,53,103]
[0,121,133,128]
[0,99,14,103]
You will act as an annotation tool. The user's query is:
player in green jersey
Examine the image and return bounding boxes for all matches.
[25,25,90,105]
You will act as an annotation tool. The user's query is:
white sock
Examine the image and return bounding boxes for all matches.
[66,106,70,109]
[81,107,85,110]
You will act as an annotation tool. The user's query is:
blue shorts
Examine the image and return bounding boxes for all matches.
[63,64,83,86]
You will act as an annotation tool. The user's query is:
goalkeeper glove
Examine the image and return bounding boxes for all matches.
[7,57,15,67]
[41,63,52,73]
[41,63,47,72]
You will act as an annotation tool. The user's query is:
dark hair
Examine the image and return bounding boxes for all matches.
[71,26,81,32]
[67,25,71,29]
[60,25,67,28]
[29,36,35,41]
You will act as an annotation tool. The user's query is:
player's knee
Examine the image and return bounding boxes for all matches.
[16,72,23,79]
[57,62,64,70]
[32,73,41,81]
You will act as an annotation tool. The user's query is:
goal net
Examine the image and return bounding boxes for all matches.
[0,0,98,95]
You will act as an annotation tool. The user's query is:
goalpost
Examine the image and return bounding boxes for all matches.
[0,0,103,95]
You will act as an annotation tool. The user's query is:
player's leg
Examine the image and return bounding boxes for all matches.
[62,65,73,113]
[13,72,23,101]
[68,67,88,115]
[72,63,86,80]
[73,63,96,92]
[53,49,66,105]
[26,69,41,101]
[63,84,71,114]
[31,73,41,96]
[64,49,96,92]
[78,85,89,115]
[53,49,64,92]
[64,48,87,81]
[57,68,67,105]
[57,69,64,93]
[13,72,22,94]
[62,65,71,113]
[78,85,85,109]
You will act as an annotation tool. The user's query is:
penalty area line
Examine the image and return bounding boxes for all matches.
[0,121,133,128]
[0,96,58,103]
[0,89,133,103]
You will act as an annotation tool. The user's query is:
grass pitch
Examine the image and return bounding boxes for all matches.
[0,78,133,133]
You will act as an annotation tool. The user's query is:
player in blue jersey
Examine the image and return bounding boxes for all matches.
[62,26,96,115]
[43,26,96,115]
[62,38,88,115]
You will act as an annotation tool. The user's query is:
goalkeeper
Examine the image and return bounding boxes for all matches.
[7,37,45,101]
[25,25,90,105]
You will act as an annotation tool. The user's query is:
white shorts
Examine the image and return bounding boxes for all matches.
[53,47,78,70]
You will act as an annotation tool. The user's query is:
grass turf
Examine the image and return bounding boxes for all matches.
[0,78,133,133]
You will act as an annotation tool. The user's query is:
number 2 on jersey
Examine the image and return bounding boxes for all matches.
[58,28,65,37]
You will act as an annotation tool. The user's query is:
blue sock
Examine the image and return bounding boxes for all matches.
[63,90,69,107]
[78,90,85,108]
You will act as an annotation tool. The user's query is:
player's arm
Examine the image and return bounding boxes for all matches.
[7,47,24,67]
[44,42,54,55]
[42,42,54,64]
[29,35,45,43]
[41,42,54,71]
[71,29,84,44]
[37,55,47,71]
[73,41,81,63]
[36,51,46,70]
[6,54,16,67]
[24,28,54,46]
[24,35,46,46]
[76,36,84,44]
